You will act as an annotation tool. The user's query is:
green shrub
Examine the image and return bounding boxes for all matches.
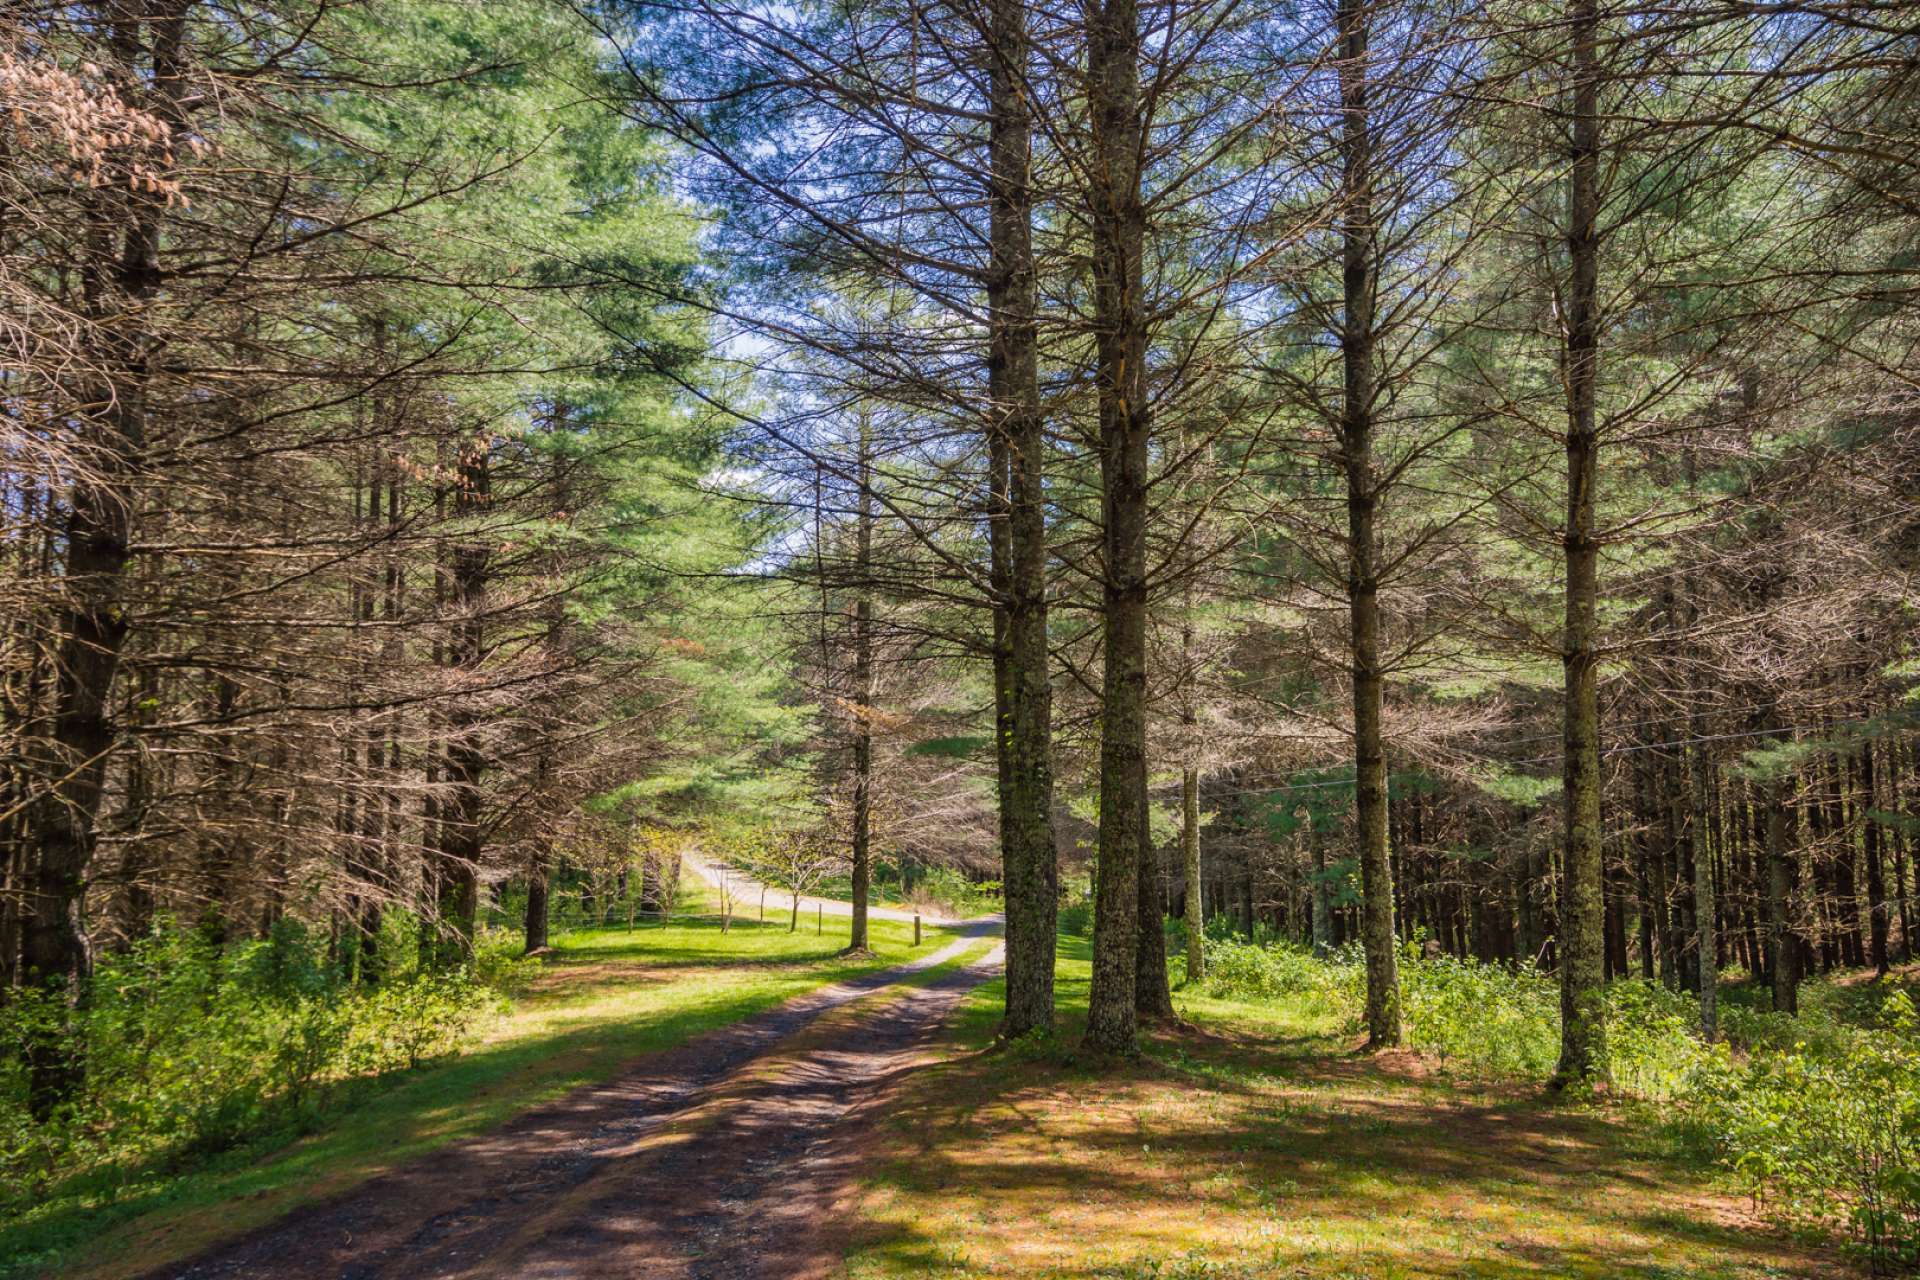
[1195,937,1360,1017]
[1059,899,1094,938]
[1181,932,1920,1268]
[1399,950,1559,1079]
[903,866,1001,919]
[1194,938,1557,1076]
[1600,979,1722,1101]
[0,919,504,1211]
[1687,992,1920,1273]
[473,926,543,995]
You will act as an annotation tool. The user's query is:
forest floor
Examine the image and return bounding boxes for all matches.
[17,896,970,1280]
[33,909,1864,1280]
[128,926,1004,1280]
[844,936,1858,1280]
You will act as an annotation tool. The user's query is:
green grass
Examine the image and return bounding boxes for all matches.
[846,933,1853,1280]
[8,886,952,1280]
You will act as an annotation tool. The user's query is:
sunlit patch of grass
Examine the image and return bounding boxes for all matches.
[13,885,955,1280]
[846,933,1854,1280]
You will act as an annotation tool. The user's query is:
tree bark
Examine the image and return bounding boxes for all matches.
[1857,743,1888,975]
[1679,449,1716,1036]
[1765,728,1800,1013]
[1082,0,1151,1056]
[1554,0,1607,1086]
[21,2,191,1114]
[1136,833,1174,1018]
[1309,821,1332,955]
[987,0,1058,1037]
[524,866,550,954]
[437,440,490,964]
[1175,422,1203,987]
[1690,740,1717,1039]
[1182,766,1203,982]
[1338,0,1401,1048]
[849,418,874,953]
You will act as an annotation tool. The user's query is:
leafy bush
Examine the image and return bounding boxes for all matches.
[1686,993,1920,1273]
[1185,933,1920,1269]
[0,920,503,1210]
[1194,938,1556,1075]
[1194,937,1360,1015]
[901,866,1001,919]
[1400,951,1559,1078]
[473,926,544,995]
[1601,979,1721,1101]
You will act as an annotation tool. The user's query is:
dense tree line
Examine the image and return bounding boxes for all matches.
[631,0,1920,1080]
[4,0,1917,1120]
[0,1,769,1113]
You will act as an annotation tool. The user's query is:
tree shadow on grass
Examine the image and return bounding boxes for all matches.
[847,975,1854,1280]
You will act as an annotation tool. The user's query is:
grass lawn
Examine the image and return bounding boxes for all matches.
[9,887,952,1280]
[846,934,1852,1280]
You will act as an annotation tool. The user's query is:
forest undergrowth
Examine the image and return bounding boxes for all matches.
[0,886,944,1280]
[1184,922,1920,1273]
[849,931,1881,1280]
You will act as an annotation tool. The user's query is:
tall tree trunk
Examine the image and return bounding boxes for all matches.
[1858,743,1888,976]
[1678,451,1716,1037]
[1082,0,1151,1055]
[1179,471,1204,987]
[526,423,570,957]
[1554,0,1607,1086]
[1182,765,1203,982]
[1517,833,1542,964]
[0,479,48,985]
[1603,853,1629,977]
[1136,837,1173,1018]
[1635,804,1656,979]
[438,440,490,963]
[1739,785,1765,978]
[350,449,382,978]
[1309,821,1332,955]
[1894,820,1914,965]
[1805,766,1835,972]
[988,410,1017,935]
[381,440,405,962]
[1690,740,1717,1039]
[1765,730,1799,1013]
[849,418,874,953]
[1669,742,1697,992]
[1338,0,1400,1047]
[524,867,550,954]
[987,0,1058,1037]
[21,4,190,1114]
[1649,745,1679,988]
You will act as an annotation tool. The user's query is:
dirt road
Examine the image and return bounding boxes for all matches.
[148,924,1003,1280]
[681,854,975,927]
